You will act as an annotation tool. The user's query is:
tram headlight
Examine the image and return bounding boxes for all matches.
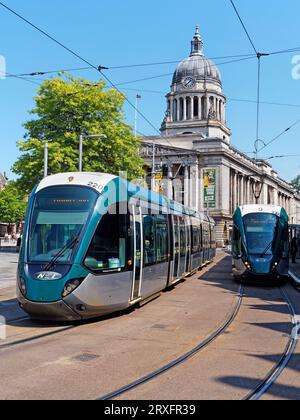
[244,261,252,271]
[17,274,26,297]
[272,262,279,271]
[62,279,83,298]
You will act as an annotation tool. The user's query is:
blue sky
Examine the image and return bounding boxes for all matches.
[0,0,299,182]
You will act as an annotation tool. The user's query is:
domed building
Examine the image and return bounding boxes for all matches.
[140,28,300,246]
[161,27,230,142]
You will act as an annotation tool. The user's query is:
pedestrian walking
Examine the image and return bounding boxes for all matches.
[291,237,298,264]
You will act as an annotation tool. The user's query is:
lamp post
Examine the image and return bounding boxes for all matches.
[79,134,107,172]
[44,141,48,178]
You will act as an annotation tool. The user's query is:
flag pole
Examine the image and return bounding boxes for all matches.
[134,94,141,137]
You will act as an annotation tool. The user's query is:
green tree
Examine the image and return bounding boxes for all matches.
[0,182,27,224]
[13,74,145,193]
[292,175,300,193]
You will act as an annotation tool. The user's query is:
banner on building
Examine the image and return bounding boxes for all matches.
[203,169,217,209]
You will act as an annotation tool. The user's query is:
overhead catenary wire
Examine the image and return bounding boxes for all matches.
[4,53,258,79]
[2,0,300,173]
[262,154,300,160]
[257,118,300,154]
[229,0,258,55]
[229,0,271,160]
[0,1,162,136]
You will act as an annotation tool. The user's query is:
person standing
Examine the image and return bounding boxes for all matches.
[291,237,298,264]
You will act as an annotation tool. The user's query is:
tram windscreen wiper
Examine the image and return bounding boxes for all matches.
[44,232,82,272]
[260,240,274,258]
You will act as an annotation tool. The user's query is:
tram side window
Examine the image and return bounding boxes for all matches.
[84,213,127,272]
[180,219,187,257]
[143,215,156,266]
[156,215,169,263]
[192,225,200,254]
[232,225,241,256]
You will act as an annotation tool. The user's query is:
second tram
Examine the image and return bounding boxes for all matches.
[232,205,290,280]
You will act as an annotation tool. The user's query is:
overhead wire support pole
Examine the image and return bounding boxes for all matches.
[255,52,270,160]
[229,0,271,161]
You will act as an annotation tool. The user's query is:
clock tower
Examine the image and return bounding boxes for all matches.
[161,27,231,142]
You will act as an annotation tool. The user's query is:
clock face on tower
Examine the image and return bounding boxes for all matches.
[182,76,196,89]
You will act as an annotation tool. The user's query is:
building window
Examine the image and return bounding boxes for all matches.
[194,97,199,118]
[179,98,184,120]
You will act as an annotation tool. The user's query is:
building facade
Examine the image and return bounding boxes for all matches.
[141,28,300,246]
[0,172,7,191]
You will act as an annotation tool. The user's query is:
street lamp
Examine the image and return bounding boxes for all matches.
[44,141,48,178]
[79,134,107,172]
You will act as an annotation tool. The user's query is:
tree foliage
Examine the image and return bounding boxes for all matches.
[13,75,145,193]
[292,175,300,193]
[0,182,27,223]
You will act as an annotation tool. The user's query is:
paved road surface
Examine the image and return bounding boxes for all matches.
[0,253,18,290]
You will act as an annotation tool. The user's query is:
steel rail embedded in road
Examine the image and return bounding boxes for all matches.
[98,284,244,401]
[0,321,77,351]
[244,286,299,401]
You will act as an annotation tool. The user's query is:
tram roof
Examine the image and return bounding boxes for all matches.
[35,172,213,222]
[238,204,283,217]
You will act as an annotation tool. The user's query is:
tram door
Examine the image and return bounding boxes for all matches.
[131,206,143,302]
[185,217,191,274]
[179,217,187,277]
[172,216,180,282]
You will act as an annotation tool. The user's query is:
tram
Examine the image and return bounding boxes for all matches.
[17,172,216,321]
[232,205,290,280]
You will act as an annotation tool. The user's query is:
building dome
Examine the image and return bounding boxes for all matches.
[172,27,222,86]
[172,55,221,85]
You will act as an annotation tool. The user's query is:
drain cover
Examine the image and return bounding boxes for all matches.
[152,324,168,330]
[74,353,100,363]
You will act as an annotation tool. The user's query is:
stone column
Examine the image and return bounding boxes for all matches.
[232,171,237,212]
[240,176,244,206]
[198,96,202,120]
[169,99,173,122]
[191,96,194,121]
[183,97,187,121]
[177,99,180,121]
[167,165,173,200]
[184,166,189,207]
[190,161,199,210]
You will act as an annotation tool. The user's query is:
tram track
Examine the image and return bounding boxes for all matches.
[244,286,299,401]
[98,283,299,401]
[0,316,78,351]
[98,284,244,400]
